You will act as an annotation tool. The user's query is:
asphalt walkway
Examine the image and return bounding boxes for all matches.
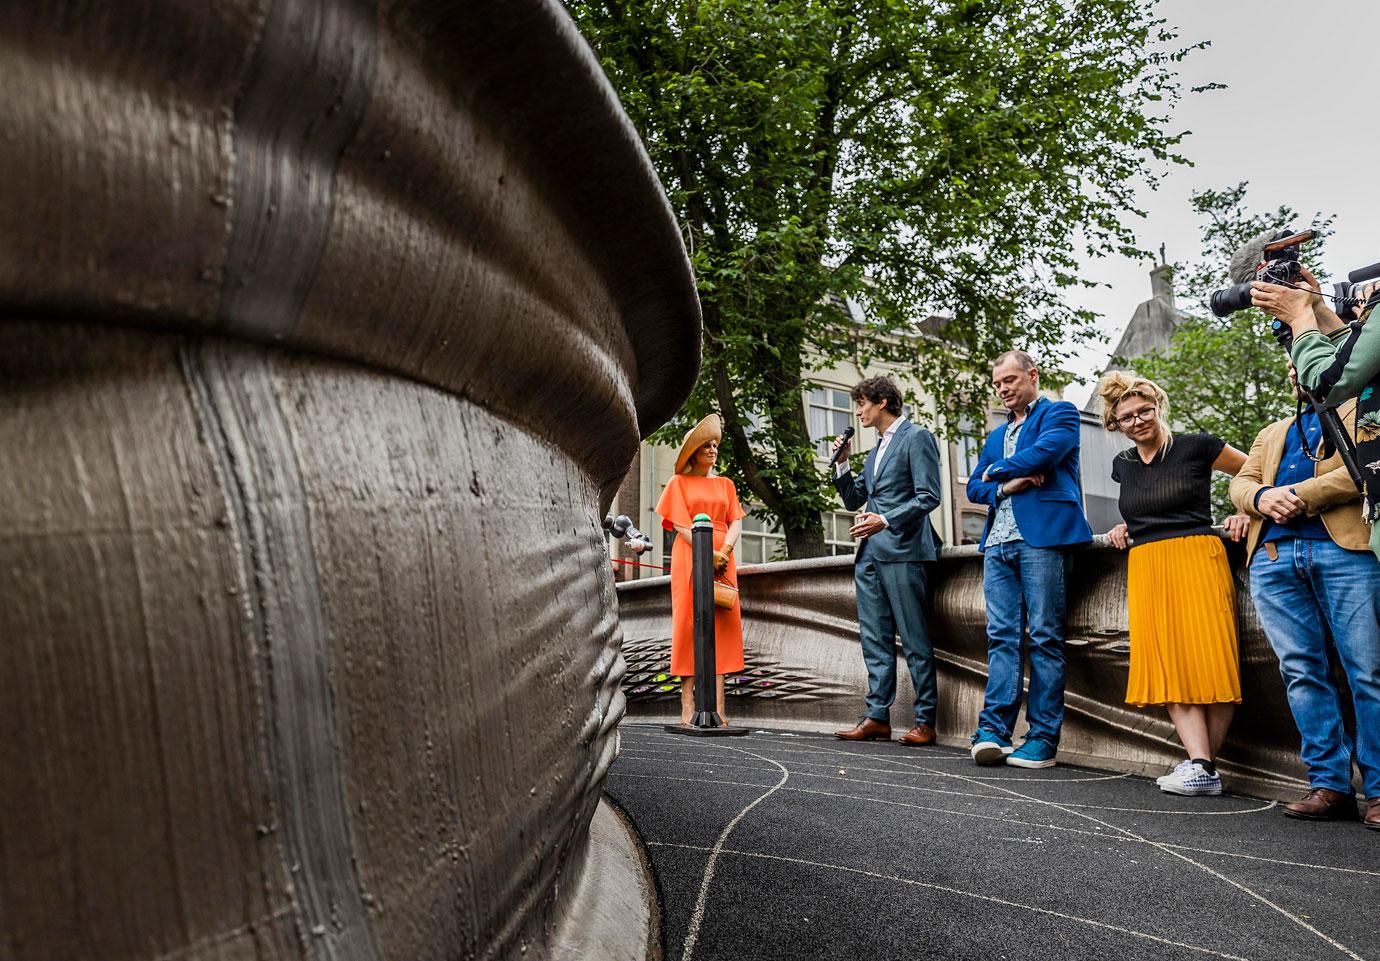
[606,724,1379,961]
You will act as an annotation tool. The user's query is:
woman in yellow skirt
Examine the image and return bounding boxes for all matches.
[1099,373,1250,796]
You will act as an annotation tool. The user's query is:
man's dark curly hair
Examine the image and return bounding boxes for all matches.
[849,376,903,415]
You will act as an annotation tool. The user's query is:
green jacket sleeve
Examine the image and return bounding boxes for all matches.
[1291,322,1380,402]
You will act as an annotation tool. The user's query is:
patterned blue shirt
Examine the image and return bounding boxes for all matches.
[988,399,1041,545]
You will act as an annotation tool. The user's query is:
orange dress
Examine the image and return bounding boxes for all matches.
[655,473,747,676]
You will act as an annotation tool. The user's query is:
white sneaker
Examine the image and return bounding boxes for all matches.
[1156,759,1192,787]
[1158,761,1222,796]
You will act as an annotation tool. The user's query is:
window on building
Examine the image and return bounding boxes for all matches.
[824,511,857,556]
[953,413,985,482]
[737,509,856,562]
[744,405,769,441]
[808,387,853,459]
[738,511,786,564]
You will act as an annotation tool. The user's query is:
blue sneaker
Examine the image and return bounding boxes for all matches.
[970,729,1013,766]
[1006,738,1057,769]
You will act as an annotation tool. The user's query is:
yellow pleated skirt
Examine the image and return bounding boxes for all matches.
[1125,534,1241,707]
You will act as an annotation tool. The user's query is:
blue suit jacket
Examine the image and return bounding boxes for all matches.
[966,399,1093,551]
[834,419,943,562]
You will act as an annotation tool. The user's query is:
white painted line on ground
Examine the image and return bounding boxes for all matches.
[651,841,1253,961]
[623,729,1374,958]
[620,747,1133,782]
[837,747,1365,961]
[615,769,1380,879]
[679,745,792,961]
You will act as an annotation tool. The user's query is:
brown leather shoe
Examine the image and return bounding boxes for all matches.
[1283,787,1359,821]
[898,724,936,746]
[1365,797,1380,831]
[834,717,891,741]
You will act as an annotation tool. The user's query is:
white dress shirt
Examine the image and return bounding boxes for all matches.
[872,414,906,477]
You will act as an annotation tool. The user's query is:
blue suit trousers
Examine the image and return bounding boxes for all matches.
[856,555,936,725]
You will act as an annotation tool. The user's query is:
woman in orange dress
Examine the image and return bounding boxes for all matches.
[655,414,746,725]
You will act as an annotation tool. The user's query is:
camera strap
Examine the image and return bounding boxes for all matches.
[1306,321,1379,524]
[1315,326,1380,523]
[1296,398,1333,461]
[1311,321,1363,404]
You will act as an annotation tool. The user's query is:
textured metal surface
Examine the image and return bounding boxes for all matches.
[0,2,695,959]
[618,542,1309,800]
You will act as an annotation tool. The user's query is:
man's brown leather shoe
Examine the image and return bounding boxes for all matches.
[1365,797,1380,831]
[898,724,936,746]
[834,717,891,741]
[1283,787,1358,821]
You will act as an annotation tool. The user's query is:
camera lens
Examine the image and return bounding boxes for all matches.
[1209,281,1254,318]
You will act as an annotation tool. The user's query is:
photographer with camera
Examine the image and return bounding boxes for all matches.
[1250,269,1378,398]
[1251,258,1380,563]
[1229,365,1380,829]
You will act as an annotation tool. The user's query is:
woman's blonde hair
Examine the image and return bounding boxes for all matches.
[1097,371,1170,436]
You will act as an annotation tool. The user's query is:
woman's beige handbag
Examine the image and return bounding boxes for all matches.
[712,578,738,609]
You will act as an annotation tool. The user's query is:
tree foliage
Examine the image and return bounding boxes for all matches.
[566,0,1204,555]
[1130,182,1334,517]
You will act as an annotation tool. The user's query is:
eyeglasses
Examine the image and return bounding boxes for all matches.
[1115,409,1157,428]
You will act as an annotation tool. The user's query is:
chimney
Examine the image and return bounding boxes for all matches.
[1150,244,1173,305]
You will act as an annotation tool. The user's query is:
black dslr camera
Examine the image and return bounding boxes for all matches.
[1209,228,1380,350]
[1208,228,1313,320]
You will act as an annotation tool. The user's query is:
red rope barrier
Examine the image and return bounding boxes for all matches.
[610,557,670,572]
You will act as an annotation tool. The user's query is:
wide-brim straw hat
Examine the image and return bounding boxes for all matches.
[674,414,723,474]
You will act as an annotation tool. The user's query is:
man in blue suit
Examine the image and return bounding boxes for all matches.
[831,376,944,745]
[966,351,1092,768]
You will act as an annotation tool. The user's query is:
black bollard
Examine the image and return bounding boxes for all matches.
[665,513,748,737]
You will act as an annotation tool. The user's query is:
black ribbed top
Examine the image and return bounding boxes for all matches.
[1111,433,1226,545]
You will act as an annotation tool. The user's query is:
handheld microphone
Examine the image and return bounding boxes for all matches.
[827,426,856,467]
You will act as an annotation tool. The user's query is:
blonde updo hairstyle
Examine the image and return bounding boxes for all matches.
[1097,372,1171,445]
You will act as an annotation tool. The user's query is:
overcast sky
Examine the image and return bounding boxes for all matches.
[1059,0,1380,407]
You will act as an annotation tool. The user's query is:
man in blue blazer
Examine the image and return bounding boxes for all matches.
[831,376,944,745]
[965,351,1092,768]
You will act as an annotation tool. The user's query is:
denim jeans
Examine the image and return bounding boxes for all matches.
[1249,538,1380,797]
[978,540,1069,745]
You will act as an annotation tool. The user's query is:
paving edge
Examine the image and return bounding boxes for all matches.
[550,796,662,961]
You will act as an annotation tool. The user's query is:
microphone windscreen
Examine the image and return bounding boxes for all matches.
[1228,229,1279,284]
[842,426,856,440]
[1348,261,1380,284]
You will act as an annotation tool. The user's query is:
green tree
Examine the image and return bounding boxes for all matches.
[567,0,1204,556]
[1130,182,1333,516]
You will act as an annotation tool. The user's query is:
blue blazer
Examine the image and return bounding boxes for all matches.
[834,419,943,562]
[966,399,1093,551]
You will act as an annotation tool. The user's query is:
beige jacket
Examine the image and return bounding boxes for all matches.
[1229,399,1367,558]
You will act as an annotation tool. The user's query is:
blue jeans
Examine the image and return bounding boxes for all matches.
[978,541,1069,745]
[855,557,936,726]
[1249,538,1380,797]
